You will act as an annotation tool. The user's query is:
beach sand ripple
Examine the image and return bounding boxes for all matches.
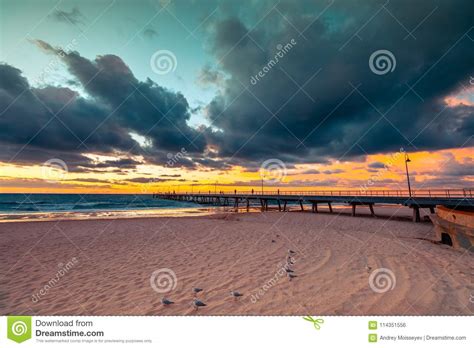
[0,208,472,315]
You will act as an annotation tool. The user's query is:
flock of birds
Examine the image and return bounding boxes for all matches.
[160,248,298,311]
[161,287,244,311]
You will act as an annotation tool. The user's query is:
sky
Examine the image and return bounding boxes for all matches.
[0,0,473,193]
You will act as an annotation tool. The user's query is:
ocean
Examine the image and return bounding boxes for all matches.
[0,194,207,222]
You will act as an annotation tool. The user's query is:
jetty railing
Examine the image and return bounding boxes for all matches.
[157,188,473,198]
[154,188,474,222]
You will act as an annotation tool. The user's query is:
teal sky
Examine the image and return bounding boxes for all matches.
[0,0,220,125]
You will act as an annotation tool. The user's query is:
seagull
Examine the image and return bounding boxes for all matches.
[161,297,174,306]
[365,265,372,273]
[271,239,276,243]
[192,287,203,294]
[230,291,243,300]
[288,249,296,255]
[286,255,294,265]
[193,299,207,310]
[287,273,297,281]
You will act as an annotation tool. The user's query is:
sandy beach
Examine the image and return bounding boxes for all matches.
[1,206,473,316]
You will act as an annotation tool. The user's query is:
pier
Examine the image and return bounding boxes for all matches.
[154,189,474,222]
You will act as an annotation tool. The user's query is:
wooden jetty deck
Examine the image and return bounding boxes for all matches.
[153,189,474,222]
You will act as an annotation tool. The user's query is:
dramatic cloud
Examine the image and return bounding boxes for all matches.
[50,7,85,25]
[0,40,208,171]
[368,162,386,169]
[203,0,474,165]
[1,0,473,182]
[432,154,474,178]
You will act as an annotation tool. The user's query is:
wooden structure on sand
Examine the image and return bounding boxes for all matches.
[430,206,474,251]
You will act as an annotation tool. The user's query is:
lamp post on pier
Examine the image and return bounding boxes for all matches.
[405,153,412,198]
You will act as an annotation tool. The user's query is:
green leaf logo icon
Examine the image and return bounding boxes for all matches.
[302,315,324,330]
[7,316,32,343]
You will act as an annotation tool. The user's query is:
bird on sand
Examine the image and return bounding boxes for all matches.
[193,299,207,310]
[230,291,243,300]
[287,273,297,281]
[288,249,296,255]
[161,297,174,306]
[285,267,294,273]
[193,287,203,294]
[365,265,372,273]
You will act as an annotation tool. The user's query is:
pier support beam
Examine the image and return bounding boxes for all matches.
[429,206,435,214]
[311,202,318,213]
[283,201,287,212]
[328,202,333,213]
[412,206,421,222]
[369,203,375,217]
[351,203,356,217]
[299,201,304,211]
[246,199,250,212]
[278,200,281,212]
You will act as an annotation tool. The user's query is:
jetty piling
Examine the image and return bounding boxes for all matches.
[153,189,473,222]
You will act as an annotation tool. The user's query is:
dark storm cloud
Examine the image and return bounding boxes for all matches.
[50,7,85,25]
[0,63,138,168]
[124,177,187,184]
[90,158,143,169]
[33,40,207,154]
[204,0,474,164]
[1,0,473,178]
[322,169,345,175]
[0,40,206,170]
[197,64,225,88]
[301,169,320,175]
[368,162,386,169]
[0,64,139,163]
